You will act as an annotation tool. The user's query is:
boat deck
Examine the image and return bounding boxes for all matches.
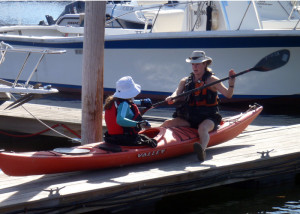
[0,120,299,213]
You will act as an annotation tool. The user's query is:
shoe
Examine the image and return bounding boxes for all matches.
[193,143,206,162]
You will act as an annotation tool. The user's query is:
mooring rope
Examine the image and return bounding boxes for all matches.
[0,123,81,138]
[7,94,82,142]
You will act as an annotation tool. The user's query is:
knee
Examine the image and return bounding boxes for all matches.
[198,121,214,134]
[161,118,188,128]
[161,119,173,128]
[197,125,207,134]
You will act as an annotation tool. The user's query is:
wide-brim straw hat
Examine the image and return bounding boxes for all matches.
[186,50,212,65]
[113,76,141,99]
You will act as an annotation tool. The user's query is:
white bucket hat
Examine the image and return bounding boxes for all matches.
[113,76,141,99]
[186,50,212,65]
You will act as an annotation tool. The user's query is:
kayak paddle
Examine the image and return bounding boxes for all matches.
[141,49,290,115]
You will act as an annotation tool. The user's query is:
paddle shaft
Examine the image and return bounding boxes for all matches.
[151,67,253,108]
[142,49,290,114]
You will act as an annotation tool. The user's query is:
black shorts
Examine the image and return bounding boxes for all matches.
[173,105,222,130]
[188,112,222,129]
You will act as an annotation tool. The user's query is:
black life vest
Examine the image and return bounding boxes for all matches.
[185,71,218,107]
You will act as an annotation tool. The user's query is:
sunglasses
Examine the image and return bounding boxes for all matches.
[189,56,201,60]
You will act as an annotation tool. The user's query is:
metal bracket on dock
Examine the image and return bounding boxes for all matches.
[43,186,65,197]
[257,149,274,158]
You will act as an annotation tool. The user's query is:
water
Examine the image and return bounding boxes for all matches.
[0,1,69,26]
[0,1,300,213]
[154,181,300,214]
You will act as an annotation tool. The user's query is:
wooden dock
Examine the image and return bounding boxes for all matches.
[0,121,299,213]
[0,102,82,139]
[0,101,166,139]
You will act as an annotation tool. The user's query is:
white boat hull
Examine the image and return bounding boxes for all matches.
[0,30,299,103]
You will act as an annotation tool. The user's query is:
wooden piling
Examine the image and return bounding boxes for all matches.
[81,2,106,144]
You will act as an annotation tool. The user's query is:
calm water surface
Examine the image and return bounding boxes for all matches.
[0,1,69,26]
[0,1,300,213]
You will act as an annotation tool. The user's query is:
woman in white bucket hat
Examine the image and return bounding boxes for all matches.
[161,50,236,161]
[104,76,157,147]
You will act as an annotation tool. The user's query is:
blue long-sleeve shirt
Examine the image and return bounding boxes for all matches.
[116,100,141,127]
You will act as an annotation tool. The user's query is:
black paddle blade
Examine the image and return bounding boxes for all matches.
[253,49,290,71]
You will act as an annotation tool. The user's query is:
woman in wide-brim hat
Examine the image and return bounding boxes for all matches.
[185,50,213,65]
[104,76,157,148]
[161,50,236,162]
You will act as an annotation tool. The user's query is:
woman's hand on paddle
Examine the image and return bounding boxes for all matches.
[165,96,175,105]
[228,69,236,87]
[164,78,186,105]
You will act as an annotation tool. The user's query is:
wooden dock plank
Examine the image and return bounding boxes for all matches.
[0,101,297,139]
[0,124,299,213]
[0,102,82,138]
[0,102,168,138]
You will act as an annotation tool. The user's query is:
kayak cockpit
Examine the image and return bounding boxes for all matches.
[53,147,90,155]
[97,128,164,153]
[139,127,161,138]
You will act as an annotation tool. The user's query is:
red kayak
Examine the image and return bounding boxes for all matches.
[0,104,263,176]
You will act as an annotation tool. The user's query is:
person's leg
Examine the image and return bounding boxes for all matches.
[198,119,215,149]
[194,119,215,161]
[160,117,190,128]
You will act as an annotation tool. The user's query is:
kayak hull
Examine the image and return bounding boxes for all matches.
[0,105,263,176]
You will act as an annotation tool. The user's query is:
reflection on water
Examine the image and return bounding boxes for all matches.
[273,201,300,213]
[154,178,300,214]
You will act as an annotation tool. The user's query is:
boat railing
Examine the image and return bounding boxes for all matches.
[105,1,188,33]
[245,0,300,30]
[105,0,300,33]
[289,0,300,19]
[0,41,65,93]
[289,0,300,29]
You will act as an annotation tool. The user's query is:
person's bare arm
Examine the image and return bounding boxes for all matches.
[165,77,187,104]
[210,69,236,99]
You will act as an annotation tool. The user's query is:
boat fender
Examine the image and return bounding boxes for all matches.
[211,8,219,30]
[79,13,85,27]
[206,3,219,31]
[206,3,213,30]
